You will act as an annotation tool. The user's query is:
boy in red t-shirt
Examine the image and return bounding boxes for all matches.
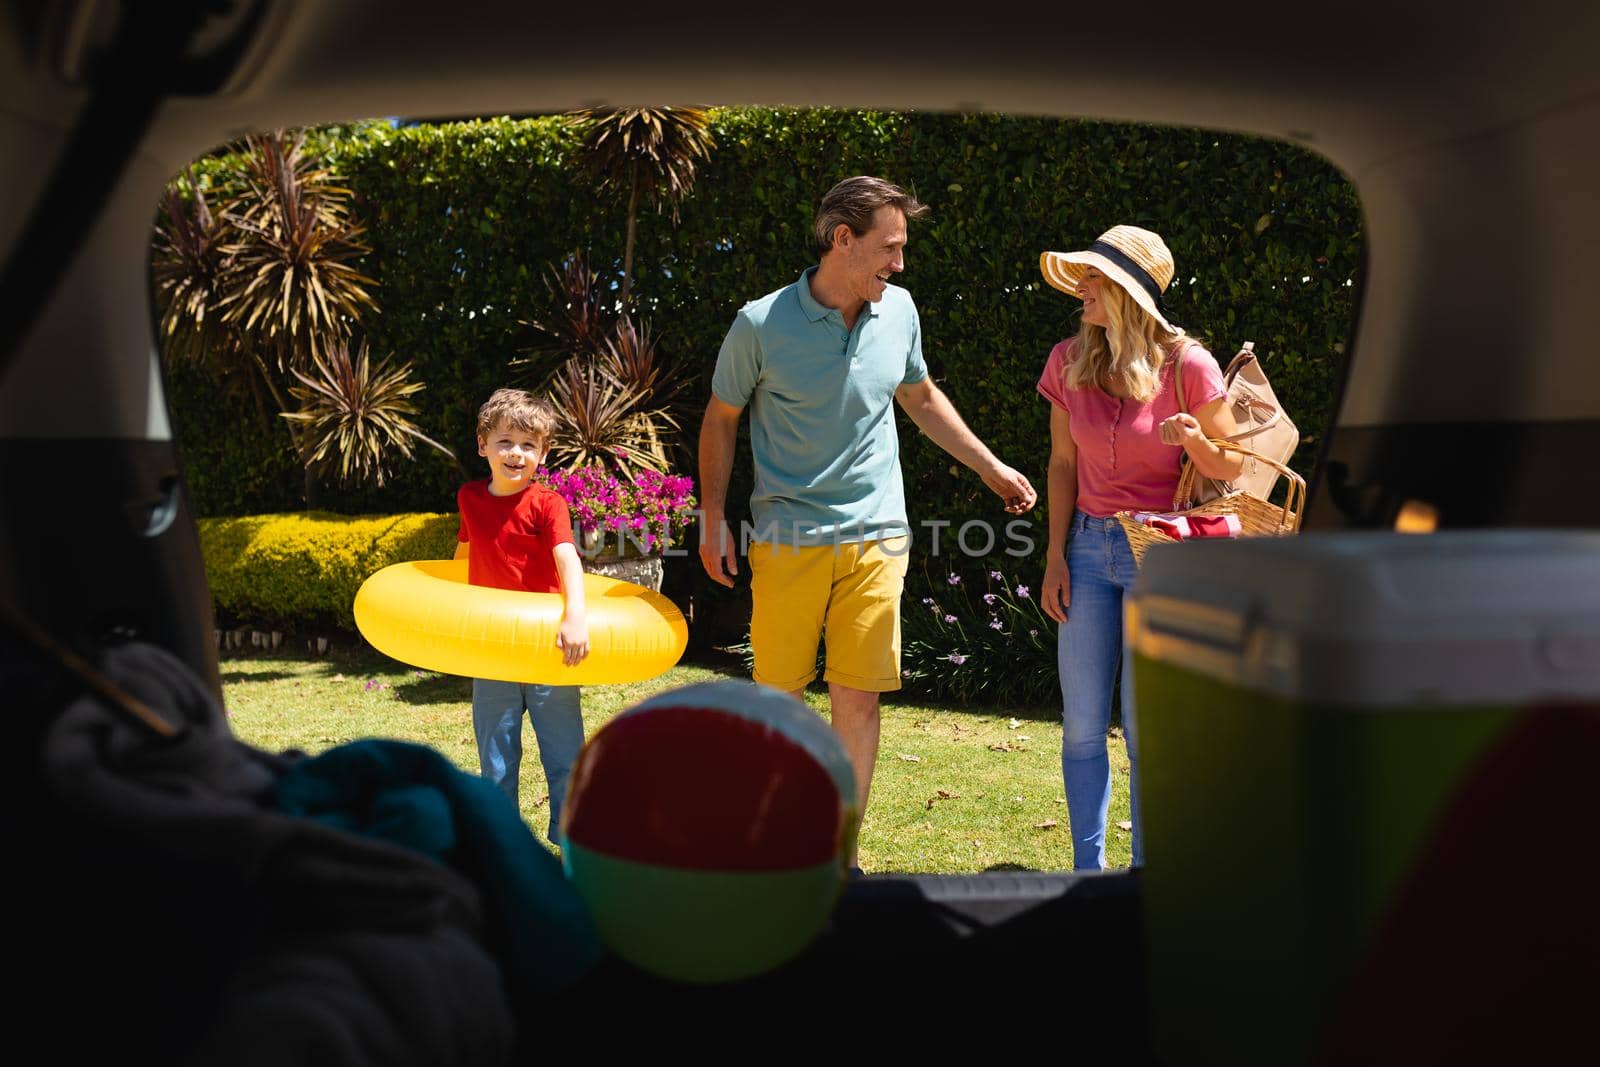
[454,388,588,842]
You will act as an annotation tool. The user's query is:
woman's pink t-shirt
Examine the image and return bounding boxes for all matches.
[1035,338,1227,517]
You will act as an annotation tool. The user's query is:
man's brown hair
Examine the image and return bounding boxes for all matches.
[813,175,929,257]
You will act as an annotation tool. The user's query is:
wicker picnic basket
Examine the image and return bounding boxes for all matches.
[1116,438,1307,566]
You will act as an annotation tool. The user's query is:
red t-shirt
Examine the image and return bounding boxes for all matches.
[456,480,576,594]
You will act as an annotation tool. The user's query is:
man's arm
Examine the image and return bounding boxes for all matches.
[697,395,744,586]
[894,377,1037,514]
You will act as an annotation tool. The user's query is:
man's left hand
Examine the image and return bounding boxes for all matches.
[983,464,1037,514]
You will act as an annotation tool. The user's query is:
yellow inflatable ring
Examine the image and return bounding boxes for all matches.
[353,559,688,685]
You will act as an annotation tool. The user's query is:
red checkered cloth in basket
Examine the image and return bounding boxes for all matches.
[1128,512,1242,540]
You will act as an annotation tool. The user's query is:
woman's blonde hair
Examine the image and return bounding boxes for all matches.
[1062,279,1189,403]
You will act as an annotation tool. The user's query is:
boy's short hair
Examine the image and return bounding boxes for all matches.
[476,388,557,443]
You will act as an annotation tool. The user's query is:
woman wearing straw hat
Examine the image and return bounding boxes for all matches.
[1035,225,1244,870]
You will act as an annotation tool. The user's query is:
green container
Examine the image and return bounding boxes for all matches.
[1129,531,1600,1064]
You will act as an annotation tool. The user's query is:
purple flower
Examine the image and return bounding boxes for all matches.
[943,614,957,624]
[921,597,934,606]
[982,593,997,606]
[947,574,961,585]
[946,653,968,666]
[989,618,1004,630]
[1029,629,1039,638]
[363,678,380,691]
[1015,585,1030,599]
[990,570,1004,581]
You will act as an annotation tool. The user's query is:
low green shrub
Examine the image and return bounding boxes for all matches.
[199,511,458,629]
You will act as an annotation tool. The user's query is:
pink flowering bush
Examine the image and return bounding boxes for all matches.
[539,463,697,555]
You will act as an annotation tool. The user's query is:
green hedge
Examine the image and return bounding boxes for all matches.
[168,109,1361,579]
[199,511,458,628]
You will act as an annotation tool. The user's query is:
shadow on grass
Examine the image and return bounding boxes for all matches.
[390,673,472,706]
[379,649,744,707]
[219,669,299,685]
[882,688,1059,723]
[223,643,1068,720]
[678,647,752,681]
[696,662,753,681]
[703,646,1062,722]
[219,645,467,694]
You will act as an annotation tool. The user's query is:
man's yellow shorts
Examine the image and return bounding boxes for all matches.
[747,537,910,694]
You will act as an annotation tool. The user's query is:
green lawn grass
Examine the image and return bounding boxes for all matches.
[221,645,1134,873]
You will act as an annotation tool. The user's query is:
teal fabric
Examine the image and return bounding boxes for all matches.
[275,739,602,995]
[711,266,928,545]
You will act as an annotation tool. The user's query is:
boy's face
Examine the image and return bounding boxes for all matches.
[478,419,549,495]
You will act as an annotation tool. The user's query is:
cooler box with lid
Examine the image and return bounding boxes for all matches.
[1127,531,1600,1064]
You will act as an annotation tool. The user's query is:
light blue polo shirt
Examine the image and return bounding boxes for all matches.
[711,266,928,546]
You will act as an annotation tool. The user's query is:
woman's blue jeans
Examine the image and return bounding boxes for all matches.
[1057,511,1143,870]
[471,678,584,843]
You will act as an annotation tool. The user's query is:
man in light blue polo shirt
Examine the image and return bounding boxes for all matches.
[699,176,1036,870]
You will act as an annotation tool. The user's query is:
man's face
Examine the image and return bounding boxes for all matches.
[477,418,548,495]
[837,205,907,305]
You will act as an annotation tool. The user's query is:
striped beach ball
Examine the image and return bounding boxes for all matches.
[560,679,857,983]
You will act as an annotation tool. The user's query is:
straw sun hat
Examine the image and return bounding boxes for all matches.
[1040,225,1179,333]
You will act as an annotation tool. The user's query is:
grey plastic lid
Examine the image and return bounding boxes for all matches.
[1129,531,1600,705]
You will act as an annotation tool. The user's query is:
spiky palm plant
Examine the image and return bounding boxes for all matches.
[153,130,383,504]
[519,252,690,478]
[515,250,612,381]
[281,339,458,488]
[597,315,670,396]
[152,171,285,432]
[567,107,714,310]
[544,355,673,480]
[596,314,692,468]
[220,129,378,371]
[152,173,228,368]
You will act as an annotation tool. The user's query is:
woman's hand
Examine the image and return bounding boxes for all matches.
[1041,555,1071,624]
[1159,411,1207,449]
